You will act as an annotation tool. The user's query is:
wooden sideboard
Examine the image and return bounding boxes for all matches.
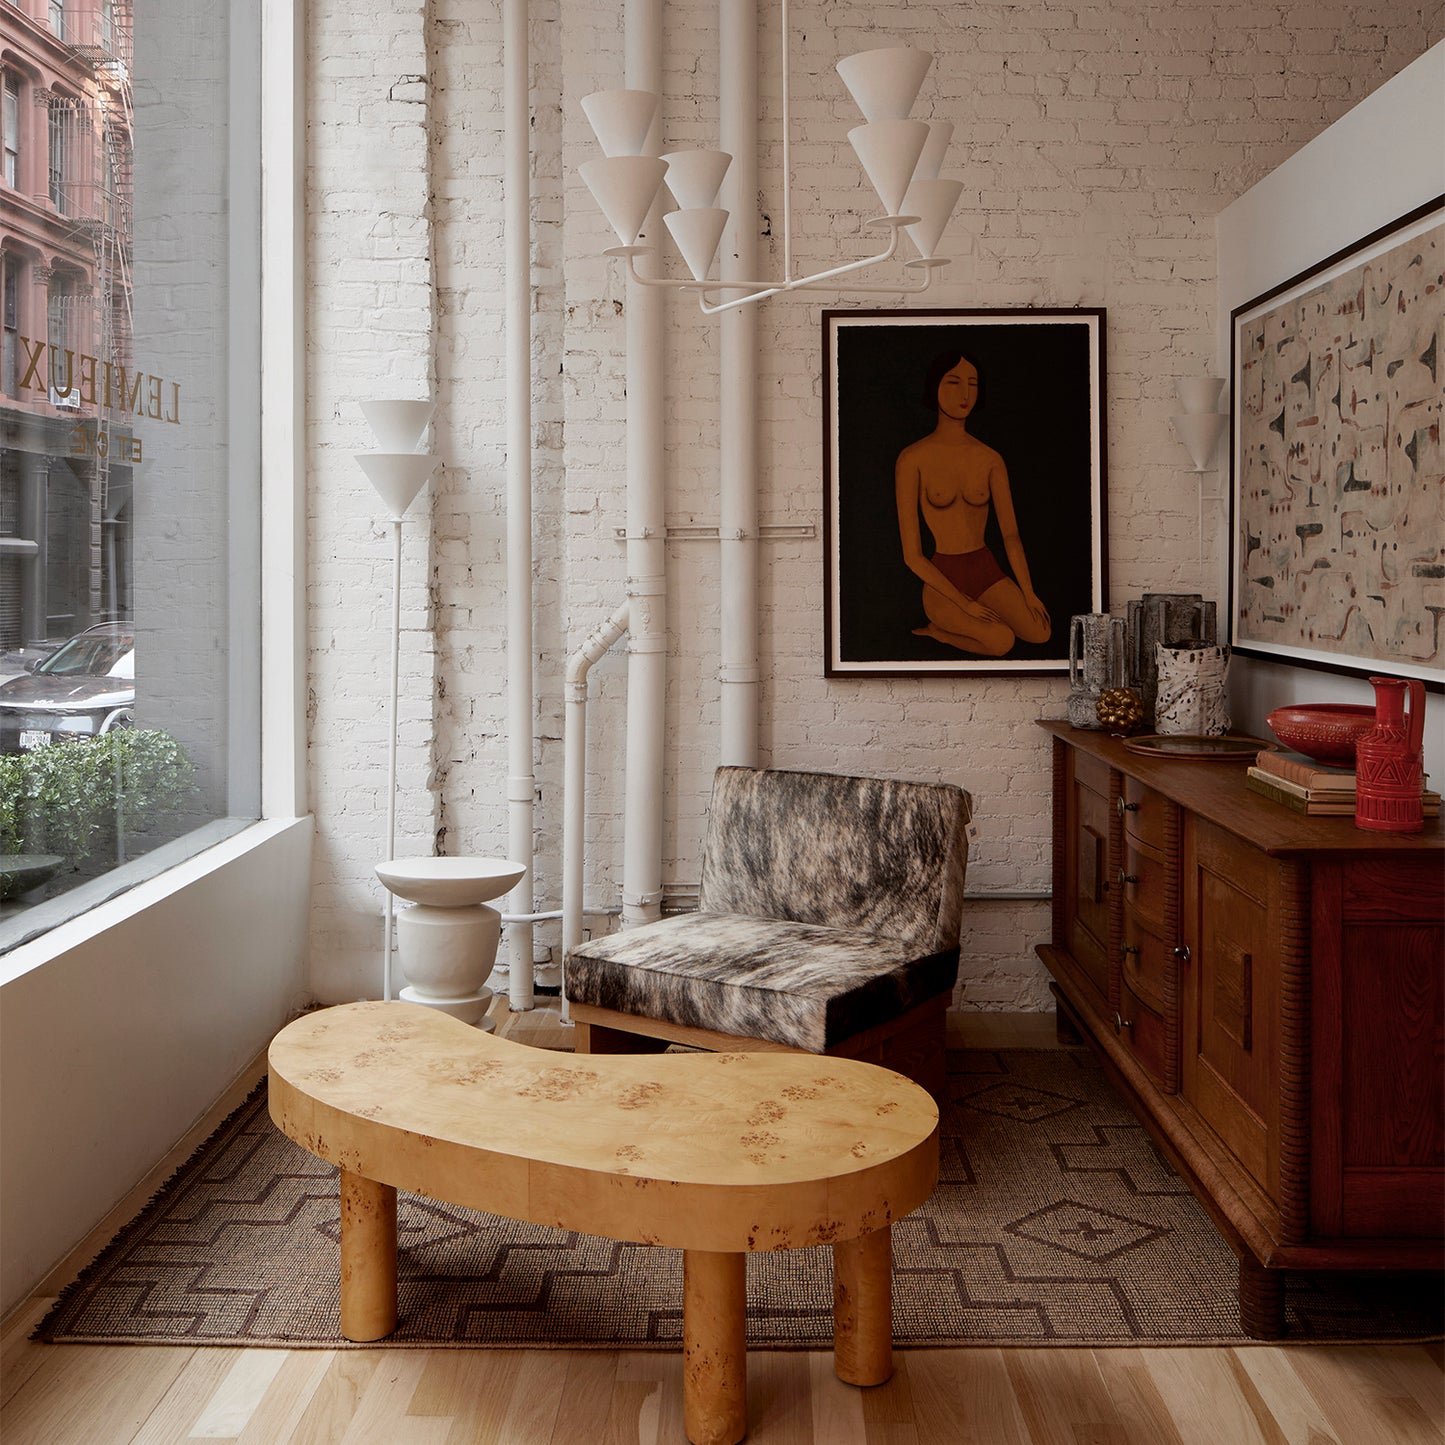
[1036,720,1444,1337]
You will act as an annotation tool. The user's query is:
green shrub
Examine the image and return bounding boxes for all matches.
[0,729,196,866]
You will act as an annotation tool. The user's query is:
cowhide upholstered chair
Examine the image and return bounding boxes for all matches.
[563,766,971,1100]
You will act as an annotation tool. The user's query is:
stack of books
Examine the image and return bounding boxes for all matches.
[1247,750,1440,816]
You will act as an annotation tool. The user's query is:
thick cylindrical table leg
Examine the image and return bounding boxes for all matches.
[340,1170,398,1342]
[683,1249,747,1445]
[833,1225,893,1386]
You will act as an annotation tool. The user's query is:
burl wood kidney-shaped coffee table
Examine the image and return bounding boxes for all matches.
[268,1001,939,1445]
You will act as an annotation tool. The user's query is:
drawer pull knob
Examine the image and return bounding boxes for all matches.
[1117,870,1139,886]
[1122,945,1141,958]
[1116,797,1140,816]
[1173,944,1191,963]
[1115,1011,1134,1034]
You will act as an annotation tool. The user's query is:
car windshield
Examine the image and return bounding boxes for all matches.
[35,635,134,680]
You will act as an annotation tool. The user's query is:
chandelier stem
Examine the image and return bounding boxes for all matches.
[780,0,792,283]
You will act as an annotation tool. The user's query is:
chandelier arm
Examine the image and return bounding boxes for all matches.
[694,231,906,315]
[795,265,938,296]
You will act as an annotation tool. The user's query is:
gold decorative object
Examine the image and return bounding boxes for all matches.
[1097,686,1145,734]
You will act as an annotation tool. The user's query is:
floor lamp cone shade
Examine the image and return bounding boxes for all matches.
[848,119,929,218]
[1177,376,1225,414]
[836,47,933,123]
[662,148,732,210]
[581,88,659,157]
[581,155,667,247]
[664,207,729,282]
[355,453,441,519]
[360,399,435,453]
[913,121,953,182]
[1171,412,1228,471]
[903,178,964,258]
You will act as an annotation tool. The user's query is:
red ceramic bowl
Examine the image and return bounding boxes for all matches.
[1265,703,1375,766]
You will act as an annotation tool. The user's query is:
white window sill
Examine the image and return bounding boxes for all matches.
[0,814,312,987]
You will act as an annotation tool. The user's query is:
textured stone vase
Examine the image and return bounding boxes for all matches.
[1153,642,1231,736]
[1355,676,1426,833]
[1127,593,1218,721]
[1067,613,1126,730]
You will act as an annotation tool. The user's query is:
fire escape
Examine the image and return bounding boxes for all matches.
[51,0,134,622]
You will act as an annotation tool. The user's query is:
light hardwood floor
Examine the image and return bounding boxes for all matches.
[3,1004,1441,1445]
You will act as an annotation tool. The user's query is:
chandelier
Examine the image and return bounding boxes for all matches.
[578,5,962,315]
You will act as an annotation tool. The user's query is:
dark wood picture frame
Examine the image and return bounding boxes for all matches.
[823,308,1108,677]
[1228,195,1445,690]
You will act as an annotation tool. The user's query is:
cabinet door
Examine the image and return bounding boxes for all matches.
[1061,749,1112,1012]
[1181,817,1278,1198]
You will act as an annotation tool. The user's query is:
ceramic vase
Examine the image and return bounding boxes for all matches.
[1126,593,1218,722]
[1153,642,1231,736]
[1355,677,1426,833]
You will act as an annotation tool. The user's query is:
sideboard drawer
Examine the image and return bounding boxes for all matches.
[1121,775,1169,851]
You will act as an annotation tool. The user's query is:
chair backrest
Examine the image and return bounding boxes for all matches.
[697,767,971,951]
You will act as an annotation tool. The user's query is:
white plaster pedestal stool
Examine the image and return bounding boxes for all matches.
[375,858,527,1029]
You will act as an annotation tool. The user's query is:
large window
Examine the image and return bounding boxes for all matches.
[2,76,18,189]
[0,0,262,947]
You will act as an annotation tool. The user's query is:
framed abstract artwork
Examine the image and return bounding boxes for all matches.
[823,308,1108,677]
[1229,196,1445,689]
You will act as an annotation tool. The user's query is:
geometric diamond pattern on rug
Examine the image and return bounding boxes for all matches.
[954,1080,1083,1123]
[33,1046,1445,1350]
[1003,1199,1171,1264]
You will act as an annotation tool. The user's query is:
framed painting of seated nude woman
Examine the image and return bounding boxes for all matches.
[823,308,1108,676]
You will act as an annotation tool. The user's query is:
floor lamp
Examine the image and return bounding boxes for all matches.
[355,400,439,1001]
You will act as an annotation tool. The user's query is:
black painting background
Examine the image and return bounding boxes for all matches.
[832,319,1101,667]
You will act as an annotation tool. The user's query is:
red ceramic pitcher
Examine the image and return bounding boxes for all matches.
[1354,676,1426,833]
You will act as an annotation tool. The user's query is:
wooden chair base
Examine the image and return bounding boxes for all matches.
[570,992,951,1102]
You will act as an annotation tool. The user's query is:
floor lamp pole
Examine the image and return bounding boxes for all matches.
[383,516,403,1000]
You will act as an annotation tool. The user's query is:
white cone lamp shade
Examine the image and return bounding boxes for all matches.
[902,178,964,259]
[837,47,933,123]
[1177,376,1225,414]
[581,88,659,157]
[580,155,668,247]
[848,119,929,217]
[662,149,732,210]
[664,207,729,282]
[1171,413,1228,471]
[361,399,435,452]
[914,121,953,182]
[356,452,441,520]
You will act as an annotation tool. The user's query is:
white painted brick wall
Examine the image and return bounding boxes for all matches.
[305,0,1441,1009]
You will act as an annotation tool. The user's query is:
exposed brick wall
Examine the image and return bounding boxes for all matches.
[305,2,1442,1007]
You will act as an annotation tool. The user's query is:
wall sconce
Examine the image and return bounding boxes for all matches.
[1171,377,1227,471]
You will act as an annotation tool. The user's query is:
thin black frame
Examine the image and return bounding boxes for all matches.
[823,308,1108,678]
[1228,195,1445,692]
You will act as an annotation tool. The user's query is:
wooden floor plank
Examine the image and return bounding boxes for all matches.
[127,1348,240,1444]
[0,1295,59,1410]
[745,1352,813,1445]
[459,1350,563,1445]
[1140,1348,1274,1445]
[336,1350,446,1445]
[1282,1344,1444,1445]
[809,1349,867,1445]
[284,1351,383,1445]
[186,1348,291,1440]
[549,1350,619,1443]
[1228,1347,1341,1445]
[905,1346,1030,1445]
[0,1343,193,1445]
[1005,1347,1129,1445]
[1091,1348,1191,1445]
[234,1351,336,1445]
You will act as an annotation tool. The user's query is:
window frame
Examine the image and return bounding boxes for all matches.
[2,73,18,190]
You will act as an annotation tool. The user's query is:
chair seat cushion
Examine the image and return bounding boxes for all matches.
[564,912,959,1053]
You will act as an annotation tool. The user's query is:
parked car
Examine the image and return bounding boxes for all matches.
[0,622,135,754]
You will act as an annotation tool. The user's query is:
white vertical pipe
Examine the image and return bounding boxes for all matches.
[622,0,668,931]
[504,0,536,1007]
[718,0,760,766]
[563,602,631,1020]
[382,516,402,1000]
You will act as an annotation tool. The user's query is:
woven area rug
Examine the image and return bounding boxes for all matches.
[35,1046,1442,1349]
